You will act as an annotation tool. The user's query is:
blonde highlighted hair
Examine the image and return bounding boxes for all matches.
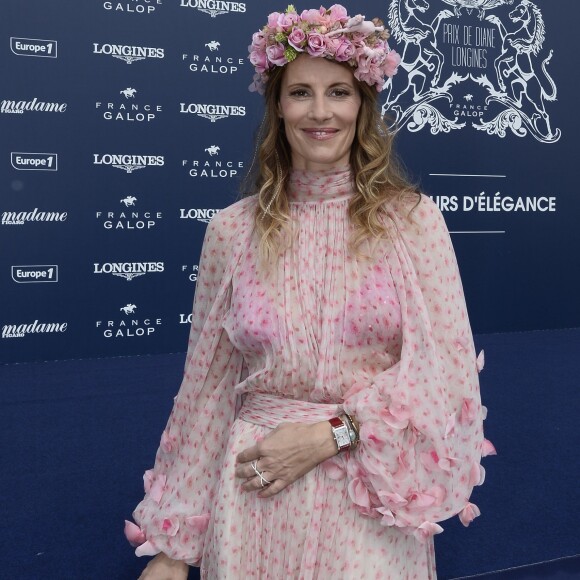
[241,61,419,265]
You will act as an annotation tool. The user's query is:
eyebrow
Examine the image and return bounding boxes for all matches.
[286,81,354,89]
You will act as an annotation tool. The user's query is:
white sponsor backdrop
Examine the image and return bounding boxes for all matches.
[1,0,578,363]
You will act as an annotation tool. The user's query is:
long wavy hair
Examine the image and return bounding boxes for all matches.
[241,59,419,265]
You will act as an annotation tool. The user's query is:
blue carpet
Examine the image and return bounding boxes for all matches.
[1,328,579,579]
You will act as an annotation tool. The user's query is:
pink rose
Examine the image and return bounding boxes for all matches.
[267,11,281,29]
[266,43,287,66]
[276,11,299,31]
[306,32,327,57]
[251,31,266,50]
[288,27,306,51]
[382,49,401,79]
[334,38,356,62]
[300,8,325,25]
[328,4,349,22]
[249,49,268,74]
[459,502,481,527]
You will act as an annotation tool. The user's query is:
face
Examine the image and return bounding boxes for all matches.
[278,55,361,172]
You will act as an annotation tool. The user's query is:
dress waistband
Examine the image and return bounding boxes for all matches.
[238,393,343,429]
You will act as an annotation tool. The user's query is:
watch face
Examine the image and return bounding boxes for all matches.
[334,425,350,448]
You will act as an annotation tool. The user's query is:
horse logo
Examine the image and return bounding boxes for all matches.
[120,196,137,207]
[205,41,220,51]
[205,145,220,156]
[120,88,137,99]
[441,0,514,20]
[120,304,137,315]
[382,0,560,142]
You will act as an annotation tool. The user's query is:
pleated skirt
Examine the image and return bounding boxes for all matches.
[201,394,436,580]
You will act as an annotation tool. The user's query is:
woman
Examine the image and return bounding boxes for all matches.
[125,5,494,579]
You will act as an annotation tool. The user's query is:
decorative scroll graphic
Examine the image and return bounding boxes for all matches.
[382,0,560,142]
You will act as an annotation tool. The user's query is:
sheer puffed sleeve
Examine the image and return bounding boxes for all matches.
[338,194,495,543]
[124,197,256,564]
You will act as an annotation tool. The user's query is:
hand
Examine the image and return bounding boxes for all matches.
[235,421,338,499]
[137,553,189,580]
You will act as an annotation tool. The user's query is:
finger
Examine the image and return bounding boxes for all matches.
[258,478,287,499]
[241,470,274,492]
[236,443,261,464]
[234,460,261,479]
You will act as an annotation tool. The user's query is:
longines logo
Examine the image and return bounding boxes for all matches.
[179,208,220,223]
[179,313,193,324]
[93,261,164,280]
[10,37,58,58]
[182,40,244,75]
[179,0,246,17]
[182,144,244,178]
[1,97,67,114]
[96,87,163,122]
[181,264,199,282]
[93,154,164,173]
[103,0,162,13]
[2,320,67,339]
[93,43,164,64]
[96,196,163,229]
[96,303,162,338]
[11,153,58,171]
[179,103,245,122]
[2,208,67,226]
[382,0,560,142]
[11,265,59,283]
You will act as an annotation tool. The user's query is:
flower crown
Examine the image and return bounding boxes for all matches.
[248,4,400,94]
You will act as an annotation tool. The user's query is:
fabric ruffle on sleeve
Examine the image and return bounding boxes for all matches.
[335,194,494,542]
[124,197,257,564]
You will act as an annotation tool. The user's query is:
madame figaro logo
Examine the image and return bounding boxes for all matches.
[93,43,164,64]
[1,97,67,114]
[179,103,245,122]
[93,261,164,280]
[93,154,164,173]
[103,0,162,13]
[11,153,58,171]
[179,0,246,17]
[2,320,67,339]
[10,38,57,58]
[11,265,59,283]
[2,208,67,225]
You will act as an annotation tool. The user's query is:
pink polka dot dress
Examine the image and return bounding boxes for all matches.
[125,166,494,579]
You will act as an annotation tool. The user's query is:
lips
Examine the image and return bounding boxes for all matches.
[302,128,339,140]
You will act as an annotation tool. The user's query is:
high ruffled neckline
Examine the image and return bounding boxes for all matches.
[287,165,354,203]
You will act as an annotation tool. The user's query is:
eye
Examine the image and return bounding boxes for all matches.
[330,88,351,97]
[289,89,309,97]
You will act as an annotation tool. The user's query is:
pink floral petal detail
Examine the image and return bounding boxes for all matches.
[482,438,497,457]
[124,520,146,547]
[135,540,159,557]
[161,516,180,537]
[413,521,444,543]
[348,477,371,509]
[459,502,481,527]
[377,506,395,526]
[143,469,154,494]
[469,461,486,486]
[149,474,167,504]
[420,449,440,472]
[379,491,408,508]
[444,413,456,439]
[438,456,459,472]
[482,405,488,420]
[360,421,386,452]
[380,404,411,430]
[185,514,211,534]
[476,350,485,372]
[321,456,346,480]
[407,492,435,509]
[459,397,477,426]
[454,336,469,352]
[160,430,174,454]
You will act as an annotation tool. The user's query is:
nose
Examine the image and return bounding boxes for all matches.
[307,94,332,122]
